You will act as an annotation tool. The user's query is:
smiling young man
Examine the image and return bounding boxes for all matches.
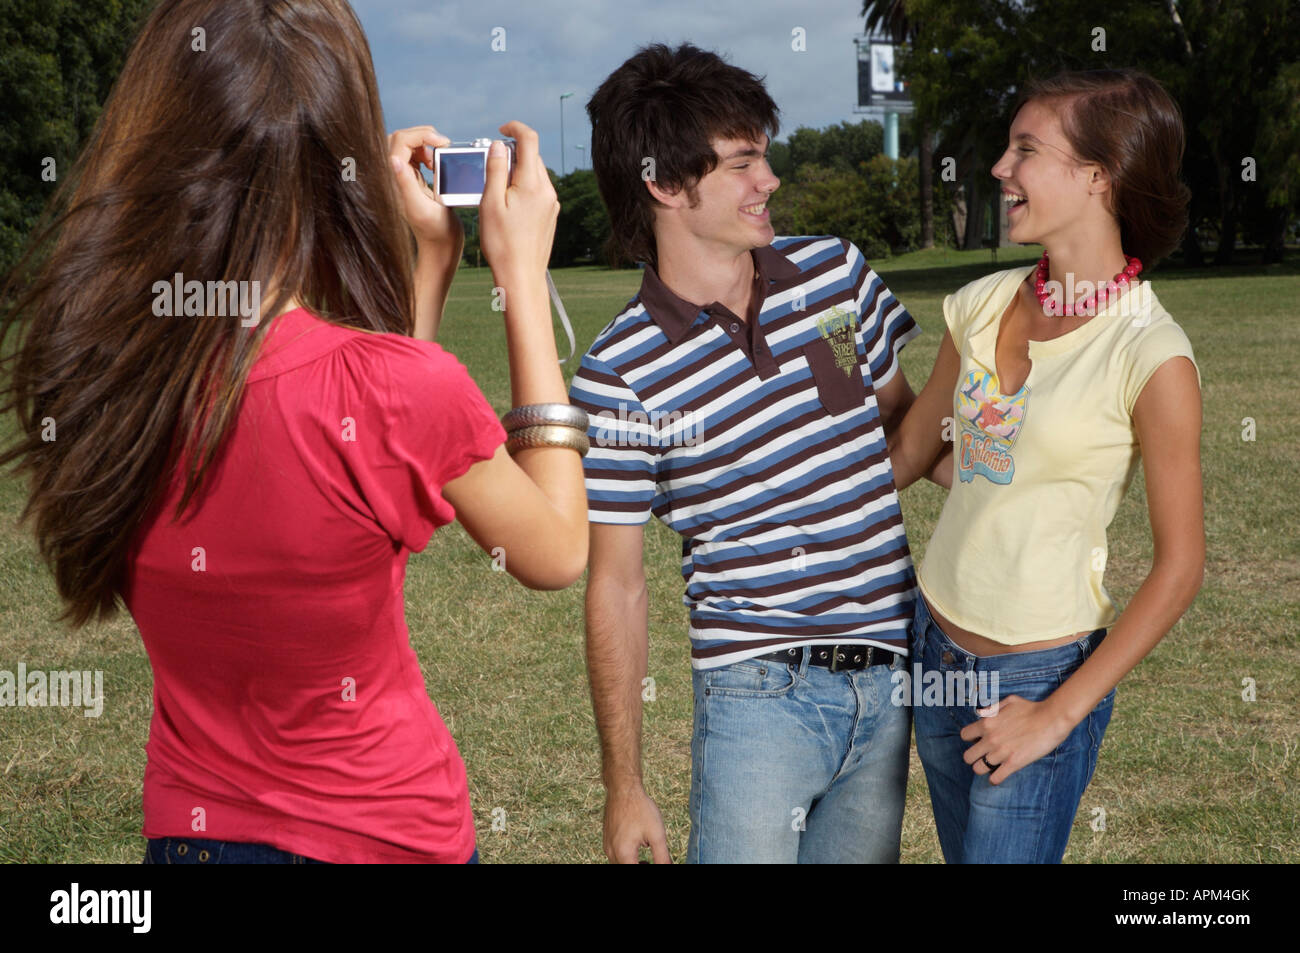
[569,42,951,863]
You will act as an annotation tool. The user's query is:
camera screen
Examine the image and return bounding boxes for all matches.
[439,152,485,194]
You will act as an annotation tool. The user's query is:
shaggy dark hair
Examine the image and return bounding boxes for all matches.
[586,43,780,268]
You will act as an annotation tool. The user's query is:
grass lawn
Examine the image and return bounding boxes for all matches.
[1,244,1296,863]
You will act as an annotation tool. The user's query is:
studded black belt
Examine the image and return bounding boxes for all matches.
[756,644,899,672]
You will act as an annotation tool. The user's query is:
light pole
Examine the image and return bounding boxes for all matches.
[560,91,574,175]
[575,143,585,170]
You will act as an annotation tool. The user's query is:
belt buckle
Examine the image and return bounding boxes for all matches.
[833,645,873,671]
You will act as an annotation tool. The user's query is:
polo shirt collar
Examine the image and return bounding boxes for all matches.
[638,244,801,345]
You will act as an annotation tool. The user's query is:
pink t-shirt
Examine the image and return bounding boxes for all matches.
[123,308,505,863]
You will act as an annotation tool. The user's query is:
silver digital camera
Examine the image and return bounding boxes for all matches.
[432,138,516,206]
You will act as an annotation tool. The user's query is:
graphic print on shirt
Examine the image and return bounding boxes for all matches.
[816,305,860,376]
[955,368,1029,485]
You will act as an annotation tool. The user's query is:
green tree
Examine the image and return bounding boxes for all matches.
[771,155,923,260]
[862,0,938,248]
[784,120,883,174]
[767,139,793,180]
[772,164,874,254]
[894,0,1024,252]
[0,0,154,277]
[891,0,1300,263]
[1170,0,1300,264]
[454,207,481,268]
[1253,59,1300,261]
[550,169,609,268]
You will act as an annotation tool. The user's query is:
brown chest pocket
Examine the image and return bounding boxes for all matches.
[803,339,866,415]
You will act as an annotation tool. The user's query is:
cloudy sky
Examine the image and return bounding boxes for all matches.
[353,0,883,174]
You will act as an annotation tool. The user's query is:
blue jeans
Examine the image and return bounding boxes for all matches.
[687,647,910,863]
[143,837,479,864]
[910,595,1115,863]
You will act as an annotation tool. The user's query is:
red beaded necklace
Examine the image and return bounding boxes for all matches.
[1034,252,1142,316]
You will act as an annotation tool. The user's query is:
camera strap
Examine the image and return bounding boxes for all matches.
[545,270,577,364]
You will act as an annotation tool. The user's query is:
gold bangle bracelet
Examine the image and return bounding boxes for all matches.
[504,424,590,457]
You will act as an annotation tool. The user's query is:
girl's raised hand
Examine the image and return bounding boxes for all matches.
[479,120,559,284]
[387,125,464,253]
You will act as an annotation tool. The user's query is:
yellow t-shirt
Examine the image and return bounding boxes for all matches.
[917,265,1200,644]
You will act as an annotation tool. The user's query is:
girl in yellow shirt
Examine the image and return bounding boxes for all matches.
[889,68,1204,863]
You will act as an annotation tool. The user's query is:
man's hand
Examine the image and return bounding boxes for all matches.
[586,523,662,862]
[604,786,671,864]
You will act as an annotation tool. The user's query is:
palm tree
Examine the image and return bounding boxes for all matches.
[862,1,935,248]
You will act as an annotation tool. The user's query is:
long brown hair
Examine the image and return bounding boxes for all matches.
[0,0,415,628]
[1013,69,1191,265]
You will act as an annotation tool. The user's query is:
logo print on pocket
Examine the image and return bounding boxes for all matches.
[816,305,859,377]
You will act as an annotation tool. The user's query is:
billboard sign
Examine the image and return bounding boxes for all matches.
[857,38,911,107]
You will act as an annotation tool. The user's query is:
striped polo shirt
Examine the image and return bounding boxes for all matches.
[568,236,920,669]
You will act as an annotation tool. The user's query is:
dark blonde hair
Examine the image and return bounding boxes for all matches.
[0,0,414,627]
[1013,68,1191,265]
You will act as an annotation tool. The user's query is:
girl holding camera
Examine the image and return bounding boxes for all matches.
[0,0,586,863]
